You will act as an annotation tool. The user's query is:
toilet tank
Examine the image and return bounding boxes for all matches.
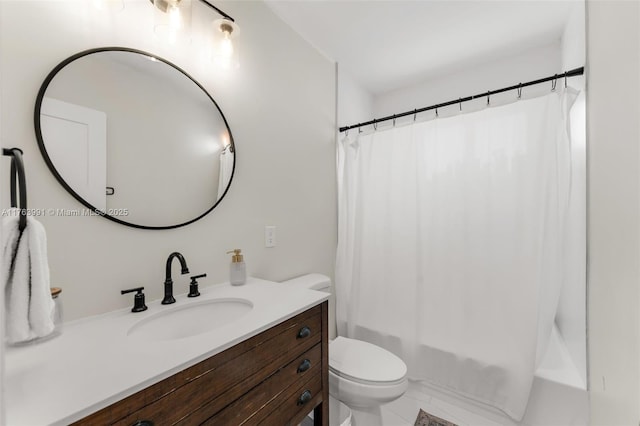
[281,273,331,293]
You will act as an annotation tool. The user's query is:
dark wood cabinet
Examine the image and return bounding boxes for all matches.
[74,302,329,426]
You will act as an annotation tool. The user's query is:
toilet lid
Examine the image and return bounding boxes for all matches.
[329,337,407,384]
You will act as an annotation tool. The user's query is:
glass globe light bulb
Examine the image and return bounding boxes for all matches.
[220,31,234,58]
[168,5,182,30]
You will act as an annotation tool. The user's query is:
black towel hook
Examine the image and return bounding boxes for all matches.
[3,148,27,231]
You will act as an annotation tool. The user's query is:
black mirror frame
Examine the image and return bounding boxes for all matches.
[34,47,236,230]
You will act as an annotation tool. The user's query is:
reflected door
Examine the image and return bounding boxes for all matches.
[40,97,107,211]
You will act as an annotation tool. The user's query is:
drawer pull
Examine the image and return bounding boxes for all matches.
[297,390,312,406]
[297,326,311,339]
[132,421,154,426]
[297,358,311,373]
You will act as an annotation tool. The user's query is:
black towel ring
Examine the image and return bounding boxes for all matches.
[3,148,27,231]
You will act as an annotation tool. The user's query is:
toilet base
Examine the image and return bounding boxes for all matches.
[303,396,352,426]
[349,405,383,426]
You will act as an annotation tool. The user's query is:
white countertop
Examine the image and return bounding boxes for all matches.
[5,277,328,426]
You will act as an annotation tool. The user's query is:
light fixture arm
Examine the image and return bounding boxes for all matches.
[199,0,235,22]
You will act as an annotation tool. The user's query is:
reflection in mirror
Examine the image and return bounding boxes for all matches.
[35,47,235,229]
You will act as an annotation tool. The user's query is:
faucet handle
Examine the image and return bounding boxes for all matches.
[121,287,148,313]
[188,274,207,298]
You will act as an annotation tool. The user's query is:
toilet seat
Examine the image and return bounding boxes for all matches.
[329,337,407,386]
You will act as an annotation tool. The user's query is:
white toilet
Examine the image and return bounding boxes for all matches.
[283,274,408,426]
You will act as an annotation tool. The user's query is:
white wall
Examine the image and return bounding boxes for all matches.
[0,0,336,322]
[337,65,373,130]
[373,42,561,120]
[563,1,587,73]
[586,1,640,424]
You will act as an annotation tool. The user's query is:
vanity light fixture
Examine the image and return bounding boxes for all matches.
[210,17,240,69]
[150,0,240,68]
[201,0,240,69]
[150,0,192,45]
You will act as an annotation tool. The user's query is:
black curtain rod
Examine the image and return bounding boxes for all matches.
[339,66,584,133]
[199,0,235,22]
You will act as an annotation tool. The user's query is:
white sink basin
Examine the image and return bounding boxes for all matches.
[127,298,253,341]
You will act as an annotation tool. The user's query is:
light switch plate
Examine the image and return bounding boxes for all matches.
[265,226,276,248]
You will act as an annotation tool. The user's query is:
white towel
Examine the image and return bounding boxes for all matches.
[2,208,55,343]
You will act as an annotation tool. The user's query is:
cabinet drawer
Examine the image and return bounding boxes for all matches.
[261,374,323,426]
[77,305,323,425]
[191,343,322,425]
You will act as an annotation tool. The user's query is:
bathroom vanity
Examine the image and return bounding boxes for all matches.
[76,303,327,425]
[5,278,329,425]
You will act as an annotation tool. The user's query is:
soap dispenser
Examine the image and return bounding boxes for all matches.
[227,249,246,286]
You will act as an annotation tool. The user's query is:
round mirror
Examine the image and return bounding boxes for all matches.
[35,47,235,229]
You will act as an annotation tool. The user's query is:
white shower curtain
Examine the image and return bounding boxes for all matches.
[335,90,577,420]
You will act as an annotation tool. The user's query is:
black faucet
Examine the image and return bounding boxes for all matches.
[162,252,190,305]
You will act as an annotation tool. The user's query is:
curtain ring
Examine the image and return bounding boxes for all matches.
[413,108,417,121]
[486,91,490,106]
[392,114,396,127]
[564,71,568,88]
[358,124,362,134]
[345,129,349,137]
[517,83,522,100]
[552,74,557,91]
[435,107,439,118]
[459,98,462,111]
[373,120,377,131]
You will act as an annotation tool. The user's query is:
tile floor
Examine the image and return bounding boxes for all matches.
[305,380,516,426]
[379,381,511,426]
